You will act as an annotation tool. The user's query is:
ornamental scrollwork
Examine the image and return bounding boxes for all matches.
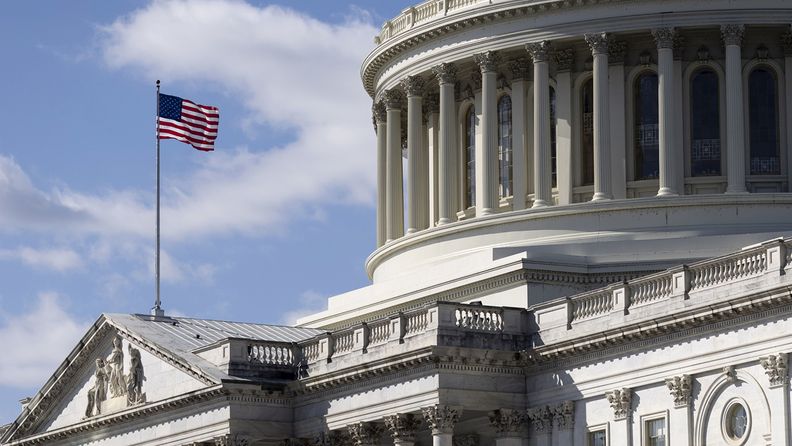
[665,374,692,407]
[606,388,632,420]
[526,405,552,434]
[585,33,610,55]
[400,75,425,97]
[652,27,676,49]
[721,24,745,47]
[760,353,789,387]
[551,400,575,430]
[526,41,552,63]
[488,408,527,436]
[382,89,404,110]
[422,405,462,434]
[474,50,502,73]
[432,62,458,84]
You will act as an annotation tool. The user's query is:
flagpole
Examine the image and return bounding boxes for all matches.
[153,80,164,317]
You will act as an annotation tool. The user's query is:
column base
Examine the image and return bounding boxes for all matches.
[406,228,418,234]
[479,208,496,216]
[725,189,750,194]
[437,218,452,225]
[532,200,550,209]
[656,187,677,197]
[591,193,612,201]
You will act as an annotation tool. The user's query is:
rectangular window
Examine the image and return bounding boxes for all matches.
[645,418,666,446]
[588,429,607,446]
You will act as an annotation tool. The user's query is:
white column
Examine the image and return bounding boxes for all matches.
[432,63,459,224]
[722,24,747,194]
[527,41,553,208]
[422,405,461,446]
[761,354,791,446]
[373,101,388,247]
[585,33,613,201]
[555,49,574,205]
[509,59,530,210]
[384,414,421,446]
[474,51,501,216]
[401,76,425,234]
[608,42,628,199]
[606,389,632,446]
[383,89,404,242]
[426,95,440,225]
[490,409,527,446]
[666,375,693,445]
[653,27,678,196]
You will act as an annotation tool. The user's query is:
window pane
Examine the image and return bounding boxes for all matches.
[589,430,606,446]
[550,86,558,188]
[466,106,476,208]
[749,68,780,175]
[690,69,721,176]
[581,78,594,185]
[646,419,666,446]
[498,95,513,197]
[634,72,659,180]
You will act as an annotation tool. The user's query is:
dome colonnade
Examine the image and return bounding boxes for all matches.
[367,1,792,248]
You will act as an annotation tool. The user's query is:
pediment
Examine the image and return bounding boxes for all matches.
[2,315,219,443]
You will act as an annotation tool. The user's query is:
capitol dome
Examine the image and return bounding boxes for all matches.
[362,0,792,289]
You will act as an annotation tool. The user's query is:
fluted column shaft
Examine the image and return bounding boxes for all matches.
[384,90,404,241]
[402,76,425,233]
[723,24,747,194]
[433,63,458,224]
[654,28,677,196]
[374,102,387,247]
[586,33,613,201]
[474,51,501,216]
[527,42,552,208]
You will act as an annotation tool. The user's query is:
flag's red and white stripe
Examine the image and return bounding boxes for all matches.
[157,100,219,151]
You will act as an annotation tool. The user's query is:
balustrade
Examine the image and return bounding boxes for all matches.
[628,274,672,307]
[247,342,297,366]
[570,290,613,322]
[454,306,503,332]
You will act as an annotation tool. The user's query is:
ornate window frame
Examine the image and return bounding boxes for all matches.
[720,397,751,446]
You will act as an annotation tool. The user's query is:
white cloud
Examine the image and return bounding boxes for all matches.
[280,289,328,325]
[0,293,88,388]
[0,247,83,272]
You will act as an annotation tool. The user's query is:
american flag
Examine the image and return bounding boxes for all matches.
[157,93,219,151]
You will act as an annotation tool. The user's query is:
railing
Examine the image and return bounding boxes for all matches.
[368,320,391,346]
[405,311,429,336]
[629,274,672,307]
[332,330,355,355]
[375,0,488,44]
[570,289,613,322]
[689,248,766,291]
[455,306,503,332]
[302,339,321,363]
[247,342,297,366]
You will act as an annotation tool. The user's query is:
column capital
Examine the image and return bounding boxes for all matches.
[400,75,426,97]
[347,422,383,446]
[488,409,527,438]
[508,57,531,80]
[665,375,692,407]
[526,405,552,434]
[585,32,610,55]
[473,50,502,72]
[608,40,627,64]
[525,41,552,62]
[606,388,632,420]
[432,62,458,84]
[652,27,676,49]
[421,405,462,435]
[721,24,745,47]
[372,100,387,124]
[554,48,575,72]
[760,352,789,388]
[551,401,575,430]
[384,414,422,442]
[382,89,404,110]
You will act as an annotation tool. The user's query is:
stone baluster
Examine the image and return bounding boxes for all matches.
[422,405,462,446]
[432,63,459,224]
[722,24,747,194]
[508,58,530,210]
[585,33,613,201]
[526,41,553,207]
[653,27,678,196]
[373,101,388,247]
[384,413,422,446]
[473,51,501,216]
[401,76,427,233]
[488,409,527,446]
[383,89,405,241]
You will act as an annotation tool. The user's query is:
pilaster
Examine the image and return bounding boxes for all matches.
[606,388,632,445]
[489,408,527,444]
[554,49,574,205]
[526,405,552,446]
[666,375,692,444]
[761,353,790,446]
[608,41,628,199]
[551,401,574,446]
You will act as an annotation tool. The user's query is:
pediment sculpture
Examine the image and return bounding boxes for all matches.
[85,335,146,418]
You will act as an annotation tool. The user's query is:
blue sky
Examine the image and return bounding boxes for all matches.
[0,0,406,424]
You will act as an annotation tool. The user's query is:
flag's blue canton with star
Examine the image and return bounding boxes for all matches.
[158,94,183,120]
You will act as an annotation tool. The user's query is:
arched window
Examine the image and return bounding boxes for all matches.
[465,106,476,208]
[634,71,659,180]
[498,95,513,197]
[690,69,721,176]
[581,78,594,185]
[749,68,780,175]
[550,86,557,188]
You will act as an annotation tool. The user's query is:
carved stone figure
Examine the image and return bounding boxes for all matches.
[85,358,109,417]
[126,345,146,405]
[107,335,127,398]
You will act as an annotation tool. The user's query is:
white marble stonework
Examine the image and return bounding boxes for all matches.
[5,1,792,445]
